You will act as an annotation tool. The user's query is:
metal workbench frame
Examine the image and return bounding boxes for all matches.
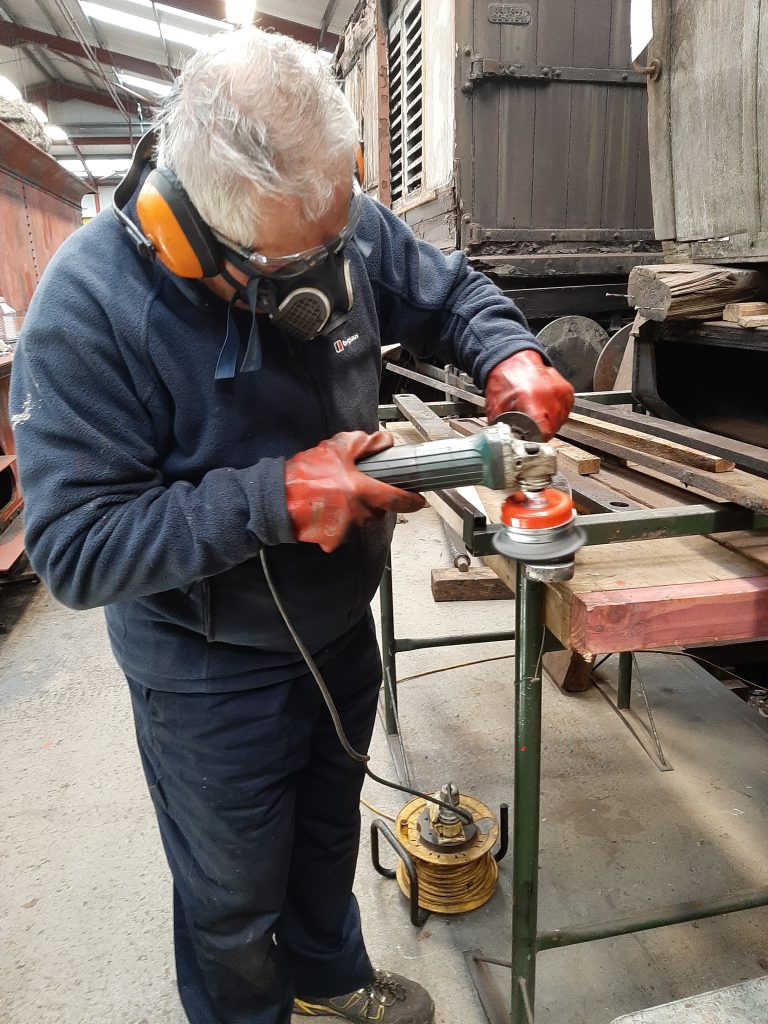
[377,399,768,1024]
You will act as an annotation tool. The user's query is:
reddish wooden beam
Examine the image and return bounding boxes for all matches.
[0,22,172,78]
[570,576,768,655]
[66,136,134,147]
[27,82,141,115]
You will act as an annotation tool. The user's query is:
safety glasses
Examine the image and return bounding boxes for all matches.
[213,179,364,280]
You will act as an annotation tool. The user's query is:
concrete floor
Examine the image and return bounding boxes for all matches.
[2,506,768,1024]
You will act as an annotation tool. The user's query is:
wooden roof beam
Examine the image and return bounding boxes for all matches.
[27,82,141,115]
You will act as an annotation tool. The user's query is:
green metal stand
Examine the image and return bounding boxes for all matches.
[511,562,546,1023]
[380,550,398,736]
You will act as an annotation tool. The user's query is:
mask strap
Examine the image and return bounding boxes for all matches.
[214,295,242,380]
[240,277,263,372]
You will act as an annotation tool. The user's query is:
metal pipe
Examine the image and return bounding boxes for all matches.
[394,630,515,653]
[537,885,768,951]
[511,563,546,1023]
[379,551,398,736]
[616,651,632,710]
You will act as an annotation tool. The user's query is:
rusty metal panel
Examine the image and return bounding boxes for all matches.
[0,122,85,317]
[0,171,39,316]
[0,354,23,531]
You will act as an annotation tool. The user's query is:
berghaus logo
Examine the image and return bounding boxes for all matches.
[334,334,359,353]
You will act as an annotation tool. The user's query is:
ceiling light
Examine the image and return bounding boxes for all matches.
[44,125,69,142]
[117,73,172,97]
[225,0,257,25]
[59,159,88,177]
[28,104,48,124]
[59,157,134,179]
[0,76,22,102]
[79,1,218,48]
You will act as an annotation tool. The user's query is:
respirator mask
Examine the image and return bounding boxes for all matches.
[214,177,363,345]
[220,245,355,345]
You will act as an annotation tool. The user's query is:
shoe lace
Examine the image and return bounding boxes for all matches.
[363,970,407,1006]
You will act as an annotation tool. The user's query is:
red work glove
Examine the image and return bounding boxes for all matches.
[284,430,427,553]
[484,350,574,440]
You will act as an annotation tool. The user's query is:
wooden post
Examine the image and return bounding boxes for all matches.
[627,264,767,321]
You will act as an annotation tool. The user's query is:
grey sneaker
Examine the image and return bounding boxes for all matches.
[294,968,435,1023]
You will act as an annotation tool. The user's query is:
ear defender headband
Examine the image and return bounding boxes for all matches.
[113,130,222,279]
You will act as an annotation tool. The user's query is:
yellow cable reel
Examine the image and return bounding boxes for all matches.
[370,782,508,924]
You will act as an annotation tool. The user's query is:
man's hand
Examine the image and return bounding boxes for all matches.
[484,350,574,440]
[285,431,426,553]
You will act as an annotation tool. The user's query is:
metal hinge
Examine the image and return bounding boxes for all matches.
[461,52,647,92]
[459,218,486,252]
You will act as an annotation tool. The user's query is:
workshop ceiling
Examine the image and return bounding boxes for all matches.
[0,0,358,184]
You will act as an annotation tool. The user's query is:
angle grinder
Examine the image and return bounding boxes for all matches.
[356,410,584,565]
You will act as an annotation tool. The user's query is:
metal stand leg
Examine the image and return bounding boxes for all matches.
[617,651,633,710]
[380,550,398,736]
[511,562,545,1024]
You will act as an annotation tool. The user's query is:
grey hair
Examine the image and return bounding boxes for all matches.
[155,27,359,246]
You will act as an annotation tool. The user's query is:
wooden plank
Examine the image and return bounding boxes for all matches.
[668,1,760,243]
[728,315,768,329]
[571,400,768,476]
[550,439,600,476]
[471,0,500,229]
[496,0,538,228]
[627,264,766,321]
[559,424,768,512]
[431,566,513,602]
[759,2,768,238]
[565,0,612,229]
[530,0,575,228]
[570,576,768,655]
[565,413,735,472]
[722,301,768,324]
[542,649,595,693]
[646,0,675,238]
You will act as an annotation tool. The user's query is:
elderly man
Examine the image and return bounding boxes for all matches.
[10,26,572,1024]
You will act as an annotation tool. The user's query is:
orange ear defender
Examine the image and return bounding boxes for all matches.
[113,130,222,279]
[355,141,365,187]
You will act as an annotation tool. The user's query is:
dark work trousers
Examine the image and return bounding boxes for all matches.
[127,615,382,1024]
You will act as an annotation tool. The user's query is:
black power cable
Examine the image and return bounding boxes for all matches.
[259,547,474,826]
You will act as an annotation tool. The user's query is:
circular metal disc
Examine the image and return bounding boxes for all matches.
[536,316,608,392]
[593,323,633,392]
[394,794,499,865]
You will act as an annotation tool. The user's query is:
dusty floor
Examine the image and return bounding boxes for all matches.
[2,506,768,1024]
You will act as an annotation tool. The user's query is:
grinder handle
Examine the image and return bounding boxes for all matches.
[356,434,494,493]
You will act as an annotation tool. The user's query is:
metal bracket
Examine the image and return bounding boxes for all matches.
[461,52,647,92]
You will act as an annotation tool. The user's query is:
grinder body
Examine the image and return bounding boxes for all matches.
[356,420,584,566]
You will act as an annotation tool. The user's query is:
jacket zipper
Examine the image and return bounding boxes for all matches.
[201,578,214,642]
[285,338,330,437]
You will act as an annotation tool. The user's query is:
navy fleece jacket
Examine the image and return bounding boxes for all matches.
[10,193,541,690]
